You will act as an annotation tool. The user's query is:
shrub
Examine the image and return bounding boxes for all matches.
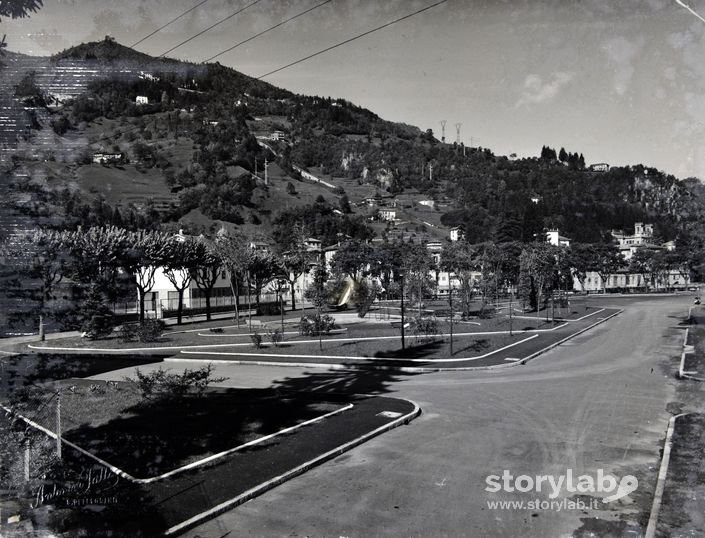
[129,364,227,402]
[267,328,283,347]
[136,319,165,342]
[118,323,138,342]
[251,332,263,348]
[410,316,441,342]
[298,314,336,336]
[82,312,116,340]
[257,302,281,316]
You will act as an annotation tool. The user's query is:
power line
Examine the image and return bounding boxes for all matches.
[203,0,335,63]
[160,0,265,58]
[131,0,212,48]
[256,0,447,80]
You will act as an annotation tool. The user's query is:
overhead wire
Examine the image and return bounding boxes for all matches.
[255,0,448,79]
[130,0,212,48]
[203,0,335,63]
[160,0,265,58]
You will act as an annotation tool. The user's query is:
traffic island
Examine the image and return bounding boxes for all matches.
[0,378,419,537]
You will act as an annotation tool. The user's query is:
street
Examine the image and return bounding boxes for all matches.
[95,295,691,537]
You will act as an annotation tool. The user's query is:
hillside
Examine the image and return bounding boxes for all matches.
[1,37,704,253]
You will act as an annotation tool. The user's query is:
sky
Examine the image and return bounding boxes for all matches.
[2,0,705,179]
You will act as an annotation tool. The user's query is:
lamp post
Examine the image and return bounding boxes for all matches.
[449,284,454,356]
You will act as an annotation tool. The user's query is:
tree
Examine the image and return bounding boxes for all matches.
[273,224,312,310]
[303,262,329,350]
[213,232,249,326]
[162,238,199,325]
[247,251,280,308]
[15,229,69,340]
[558,147,568,162]
[628,248,655,291]
[567,243,596,292]
[440,241,480,317]
[191,239,222,321]
[518,243,556,314]
[403,243,435,316]
[331,239,373,283]
[121,229,171,322]
[0,0,43,20]
[591,243,624,293]
[65,226,129,301]
[0,1,43,65]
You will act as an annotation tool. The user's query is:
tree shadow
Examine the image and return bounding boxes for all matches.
[0,353,165,401]
[454,338,491,355]
[62,388,343,479]
[269,359,422,398]
[373,340,442,359]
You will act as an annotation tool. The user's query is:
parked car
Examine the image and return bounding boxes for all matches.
[694,297,701,305]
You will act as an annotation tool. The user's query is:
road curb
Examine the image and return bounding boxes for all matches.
[168,310,623,373]
[645,412,689,538]
[163,399,422,536]
[678,317,704,381]
[513,309,623,367]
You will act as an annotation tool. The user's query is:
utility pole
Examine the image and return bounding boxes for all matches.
[264,158,269,186]
[56,390,61,460]
[449,285,454,356]
[24,439,30,482]
[455,123,462,144]
[429,163,433,182]
[400,275,406,350]
[509,288,514,336]
[440,120,447,143]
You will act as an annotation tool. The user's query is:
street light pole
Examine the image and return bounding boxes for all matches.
[449,285,454,356]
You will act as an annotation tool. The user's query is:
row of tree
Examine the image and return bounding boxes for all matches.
[8,223,693,338]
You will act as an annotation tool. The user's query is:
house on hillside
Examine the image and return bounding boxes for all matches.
[135,95,149,105]
[92,152,124,165]
[545,229,570,247]
[378,209,397,222]
[589,163,609,172]
[450,226,465,242]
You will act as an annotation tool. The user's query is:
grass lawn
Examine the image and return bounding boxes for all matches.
[15,379,344,480]
[37,309,568,360]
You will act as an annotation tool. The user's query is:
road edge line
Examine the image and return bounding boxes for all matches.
[645,412,689,538]
[163,399,421,536]
[514,309,623,366]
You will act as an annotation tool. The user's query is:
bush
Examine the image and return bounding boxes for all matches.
[129,364,227,402]
[267,328,283,347]
[118,323,138,342]
[298,314,336,336]
[82,313,116,339]
[410,316,441,342]
[251,332,263,348]
[257,302,282,316]
[136,319,165,342]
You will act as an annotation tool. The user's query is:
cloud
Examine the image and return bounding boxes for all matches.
[602,36,645,96]
[515,71,575,107]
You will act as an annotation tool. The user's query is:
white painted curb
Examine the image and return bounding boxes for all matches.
[645,412,689,538]
[169,310,621,373]
[678,307,704,381]
[1,399,354,485]
[163,399,422,536]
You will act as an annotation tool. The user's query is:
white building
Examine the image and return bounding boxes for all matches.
[546,229,571,247]
[379,209,397,222]
[135,95,149,105]
[449,226,464,242]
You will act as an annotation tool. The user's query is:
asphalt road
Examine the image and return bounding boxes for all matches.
[95,295,693,538]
